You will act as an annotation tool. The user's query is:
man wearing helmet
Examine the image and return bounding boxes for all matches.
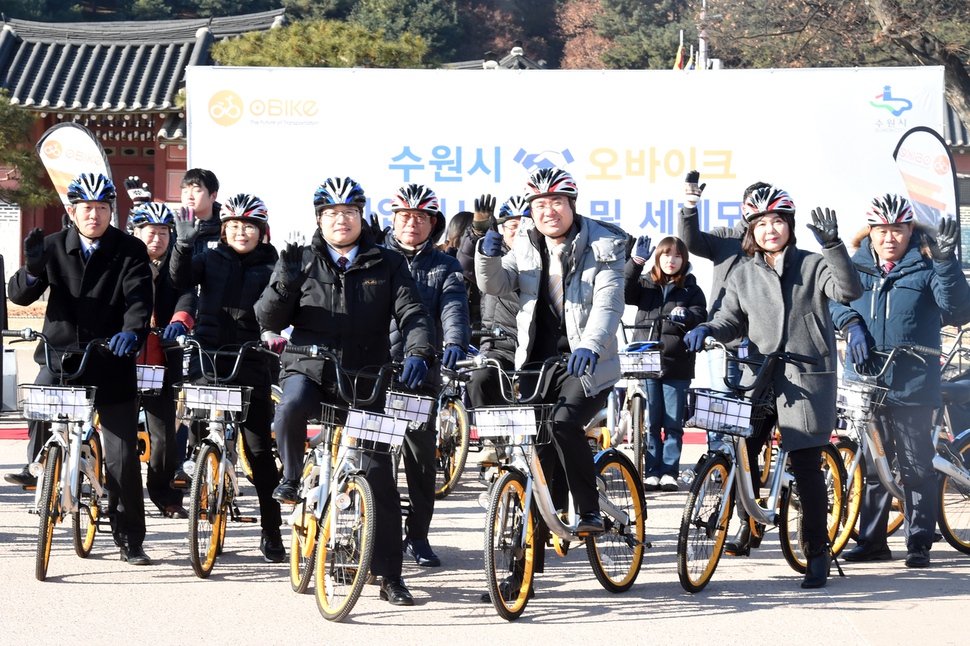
[384,183,470,568]
[129,199,197,519]
[6,172,156,565]
[832,195,970,568]
[256,177,435,606]
[477,168,627,549]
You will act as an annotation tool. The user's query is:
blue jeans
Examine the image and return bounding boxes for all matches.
[645,378,690,478]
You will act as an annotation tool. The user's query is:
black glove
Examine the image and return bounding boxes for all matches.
[280,233,307,290]
[473,194,496,233]
[174,207,199,246]
[24,228,50,277]
[365,213,388,245]
[927,217,958,262]
[125,176,151,206]
[684,170,706,208]
[807,207,841,248]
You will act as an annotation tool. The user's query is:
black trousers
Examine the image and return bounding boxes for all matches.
[141,379,183,510]
[401,405,439,542]
[26,368,147,549]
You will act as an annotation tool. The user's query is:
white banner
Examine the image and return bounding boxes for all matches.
[186,66,944,253]
[35,122,117,225]
[893,126,959,225]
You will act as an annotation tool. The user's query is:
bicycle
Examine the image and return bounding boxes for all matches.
[677,338,846,593]
[835,339,970,556]
[4,328,107,581]
[432,363,471,499]
[474,354,648,621]
[176,336,275,578]
[281,344,406,621]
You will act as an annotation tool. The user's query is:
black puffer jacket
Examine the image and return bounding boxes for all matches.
[255,228,435,387]
[169,239,276,390]
[623,260,708,380]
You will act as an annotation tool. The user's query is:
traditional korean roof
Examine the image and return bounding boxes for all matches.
[945,103,970,149]
[0,9,285,113]
[444,43,546,70]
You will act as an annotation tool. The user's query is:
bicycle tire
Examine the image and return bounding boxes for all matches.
[188,444,223,578]
[72,433,103,558]
[938,435,970,554]
[758,428,779,489]
[630,395,647,480]
[833,437,863,556]
[586,450,646,592]
[484,470,536,621]
[290,459,318,593]
[676,452,733,593]
[778,443,845,573]
[434,398,470,499]
[315,474,375,622]
[36,445,62,581]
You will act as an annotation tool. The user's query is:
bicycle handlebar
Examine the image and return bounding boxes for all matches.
[701,337,818,394]
[282,344,400,406]
[177,336,276,385]
[2,328,109,382]
[856,344,943,380]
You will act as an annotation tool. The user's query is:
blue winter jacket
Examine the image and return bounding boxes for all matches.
[830,226,970,407]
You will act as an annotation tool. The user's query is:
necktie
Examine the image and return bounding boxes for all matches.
[82,248,92,262]
[337,256,349,272]
[548,244,564,319]
[883,261,895,275]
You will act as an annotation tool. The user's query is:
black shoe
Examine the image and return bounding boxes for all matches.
[260,531,286,563]
[725,523,763,556]
[120,545,152,566]
[160,504,188,519]
[577,512,604,535]
[404,538,441,567]
[843,541,892,562]
[4,466,36,488]
[801,544,831,589]
[905,546,930,568]
[481,575,535,603]
[380,577,415,606]
[171,468,192,490]
[272,479,300,504]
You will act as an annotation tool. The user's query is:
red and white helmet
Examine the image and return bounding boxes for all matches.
[741,186,796,223]
[524,168,579,202]
[221,193,269,224]
[866,193,914,225]
[390,184,440,215]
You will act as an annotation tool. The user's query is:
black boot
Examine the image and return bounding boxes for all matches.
[725,521,763,556]
[801,543,831,589]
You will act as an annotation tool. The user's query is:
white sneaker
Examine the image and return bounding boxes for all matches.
[660,474,680,492]
[644,476,660,490]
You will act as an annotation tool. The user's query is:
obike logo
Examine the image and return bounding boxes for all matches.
[41,141,62,159]
[209,90,244,126]
[208,89,319,126]
[898,145,952,175]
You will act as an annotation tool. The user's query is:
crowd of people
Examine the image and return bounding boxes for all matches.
[5,162,969,597]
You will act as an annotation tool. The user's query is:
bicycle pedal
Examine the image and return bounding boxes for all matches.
[237,516,258,523]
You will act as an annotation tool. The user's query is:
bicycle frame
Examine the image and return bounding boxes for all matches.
[710,435,794,527]
[32,419,102,517]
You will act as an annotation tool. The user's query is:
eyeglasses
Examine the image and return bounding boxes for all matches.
[319,208,361,221]
[396,212,431,225]
[225,222,258,234]
[530,197,567,213]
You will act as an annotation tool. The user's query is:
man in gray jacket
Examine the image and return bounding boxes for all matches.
[476,167,626,539]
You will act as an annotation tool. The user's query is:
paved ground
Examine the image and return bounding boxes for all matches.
[0,433,967,645]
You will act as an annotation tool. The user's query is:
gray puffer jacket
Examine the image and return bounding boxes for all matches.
[476,213,626,397]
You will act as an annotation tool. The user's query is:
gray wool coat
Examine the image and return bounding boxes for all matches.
[705,243,863,450]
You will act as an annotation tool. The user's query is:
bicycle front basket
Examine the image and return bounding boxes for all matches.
[618,342,663,379]
[471,403,554,450]
[18,385,96,422]
[176,384,252,423]
[136,364,165,396]
[687,389,763,438]
[837,378,888,421]
[385,389,435,430]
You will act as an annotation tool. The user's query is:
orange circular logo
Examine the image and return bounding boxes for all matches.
[933,155,950,176]
[208,90,243,127]
[42,141,62,159]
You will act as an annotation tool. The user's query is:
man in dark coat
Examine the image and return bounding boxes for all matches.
[385,183,470,568]
[256,177,435,606]
[6,173,155,565]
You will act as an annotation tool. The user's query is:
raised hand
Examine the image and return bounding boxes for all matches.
[633,235,655,263]
[684,170,706,208]
[280,232,307,289]
[174,206,199,245]
[125,176,151,206]
[482,229,505,257]
[807,207,841,248]
[927,217,958,262]
[24,228,50,277]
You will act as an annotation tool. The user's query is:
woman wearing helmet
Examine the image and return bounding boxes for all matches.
[685,185,863,588]
[832,194,970,568]
[170,193,284,563]
[128,201,196,519]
